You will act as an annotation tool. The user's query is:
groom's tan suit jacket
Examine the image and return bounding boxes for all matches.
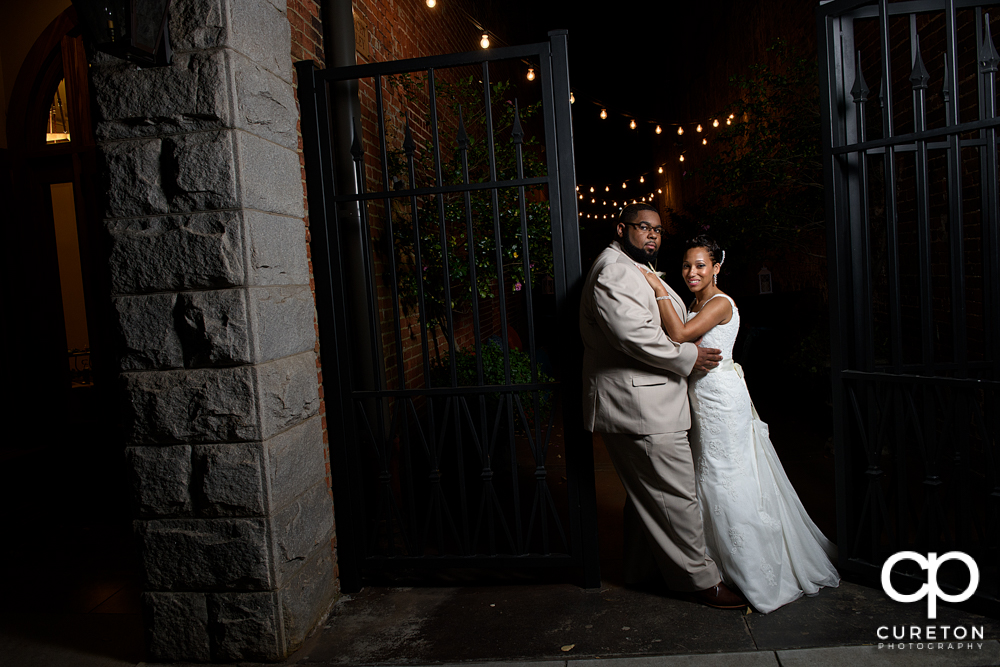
[580,241,698,434]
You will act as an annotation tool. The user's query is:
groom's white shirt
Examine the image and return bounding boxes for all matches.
[580,241,699,435]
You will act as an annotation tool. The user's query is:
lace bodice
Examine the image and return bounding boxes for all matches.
[688,294,738,360]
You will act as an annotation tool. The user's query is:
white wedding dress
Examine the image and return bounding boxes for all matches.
[687,294,839,613]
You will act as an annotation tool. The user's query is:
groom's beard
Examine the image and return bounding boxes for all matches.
[620,233,659,265]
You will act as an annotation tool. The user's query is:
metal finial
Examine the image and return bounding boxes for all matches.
[511,99,524,144]
[877,78,885,110]
[980,13,999,73]
[909,35,930,90]
[942,53,952,104]
[350,117,363,160]
[851,52,869,103]
[403,111,415,157]
[456,105,468,150]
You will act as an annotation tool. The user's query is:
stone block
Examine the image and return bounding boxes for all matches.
[208,591,282,661]
[255,352,320,439]
[123,366,260,444]
[168,0,226,51]
[265,416,325,513]
[126,445,193,516]
[246,210,309,286]
[231,50,298,149]
[92,50,231,140]
[236,130,304,218]
[249,285,316,363]
[194,442,266,516]
[278,545,337,651]
[142,591,211,662]
[101,139,169,218]
[165,131,239,213]
[229,0,293,82]
[177,289,252,367]
[106,211,245,294]
[270,480,334,586]
[136,518,271,590]
[114,293,184,370]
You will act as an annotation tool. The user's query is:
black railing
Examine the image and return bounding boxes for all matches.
[296,31,600,591]
[818,0,999,607]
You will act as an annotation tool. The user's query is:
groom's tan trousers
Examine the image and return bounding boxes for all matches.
[602,430,720,592]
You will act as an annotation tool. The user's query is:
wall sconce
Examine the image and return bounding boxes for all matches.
[758,265,772,294]
[73,0,174,66]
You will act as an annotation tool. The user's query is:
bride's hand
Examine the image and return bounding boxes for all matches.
[638,267,663,293]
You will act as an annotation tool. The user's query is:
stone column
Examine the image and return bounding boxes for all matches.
[90,0,337,660]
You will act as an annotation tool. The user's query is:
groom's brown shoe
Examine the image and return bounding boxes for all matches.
[691,582,747,609]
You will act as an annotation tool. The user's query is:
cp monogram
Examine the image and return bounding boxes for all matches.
[881,551,979,619]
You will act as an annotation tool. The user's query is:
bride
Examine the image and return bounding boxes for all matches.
[640,234,839,613]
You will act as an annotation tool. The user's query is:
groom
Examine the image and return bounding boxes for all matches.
[580,203,745,608]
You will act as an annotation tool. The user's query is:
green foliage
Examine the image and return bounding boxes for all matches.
[431,338,554,430]
[677,40,824,260]
[385,75,553,340]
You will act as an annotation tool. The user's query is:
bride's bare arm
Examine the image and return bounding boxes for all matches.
[640,270,732,342]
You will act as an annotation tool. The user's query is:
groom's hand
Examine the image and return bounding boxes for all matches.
[694,346,722,372]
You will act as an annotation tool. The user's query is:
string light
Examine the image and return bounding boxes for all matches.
[590,186,595,192]
[578,194,583,199]
[602,201,606,205]
[713,119,719,127]
[570,92,575,104]
[658,166,663,173]
[591,198,596,203]
[426,0,436,6]
[702,138,707,145]
[657,188,662,193]
[639,176,644,183]
[655,125,662,134]
[600,108,607,119]
[605,186,610,192]
[629,119,637,130]
[526,67,535,81]
[480,33,490,48]
[696,124,703,132]
[622,182,627,189]
[679,155,685,162]
[677,126,684,135]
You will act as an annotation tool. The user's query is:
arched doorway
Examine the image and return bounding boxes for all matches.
[4,7,112,444]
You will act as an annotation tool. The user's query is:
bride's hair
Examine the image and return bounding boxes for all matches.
[684,234,723,266]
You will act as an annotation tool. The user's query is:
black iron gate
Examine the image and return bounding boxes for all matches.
[818,1,999,603]
[296,31,600,592]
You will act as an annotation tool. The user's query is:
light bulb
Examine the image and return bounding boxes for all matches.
[658,166,663,174]
[602,201,606,205]
[575,185,579,191]
[632,199,637,204]
[639,176,644,183]
[589,186,594,192]
[677,126,684,135]
[578,194,583,199]
[480,33,490,49]
[657,188,662,193]
[641,197,646,202]
[726,118,731,125]
[697,124,703,132]
[729,113,734,119]
[526,68,535,81]
[591,198,595,203]
[613,201,617,206]
[629,119,637,130]
[622,182,626,189]
[679,155,685,162]
[426,0,436,6]
[605,186,609,192]
[570,92,575,104]
[655,125,662,134]
[702,138,707,145]
[600,108,607,119]
[713,119,719,128]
